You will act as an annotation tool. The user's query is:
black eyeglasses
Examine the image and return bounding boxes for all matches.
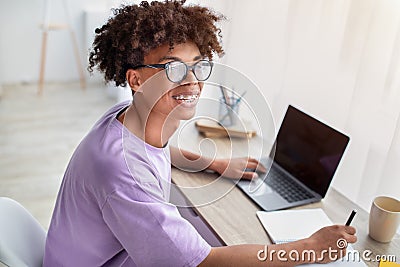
[126,59,213,83]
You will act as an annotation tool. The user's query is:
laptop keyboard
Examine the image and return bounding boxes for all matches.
[266,169,314,203]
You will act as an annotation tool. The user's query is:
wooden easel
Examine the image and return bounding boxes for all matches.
[38,0,86,95]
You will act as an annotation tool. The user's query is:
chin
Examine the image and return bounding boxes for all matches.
[173,106,197,121]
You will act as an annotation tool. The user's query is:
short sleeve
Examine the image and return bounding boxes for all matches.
[101,185,211,267]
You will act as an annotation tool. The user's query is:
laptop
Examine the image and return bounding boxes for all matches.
[237,105,350,211]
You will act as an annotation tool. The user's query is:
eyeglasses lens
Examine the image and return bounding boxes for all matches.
[166,60,212,83]
[166,62,187,83]
[194,61,212,81]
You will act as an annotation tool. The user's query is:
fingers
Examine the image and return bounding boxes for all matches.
[335,225,357,244]
[344,226,356,235]
[246,159,267,173]
[315,225,357,248]
[241,157,268,179]
[344,227,357,244]
[247,157,259,163]
[329,224,356,234]
[245,161,258,170]
[255,163,267,173]
[226,157,267,179]
[346,233,357,244]
[241,171,258,180]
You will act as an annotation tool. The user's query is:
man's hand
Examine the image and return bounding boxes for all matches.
[307,225,357,263]
[170,147,267,179]
[209,157,267,179]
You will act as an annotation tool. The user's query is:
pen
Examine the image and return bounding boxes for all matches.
[219,91,247,123]
[345,209,357,226]
[231,91,247,107]
[219,85,230,105]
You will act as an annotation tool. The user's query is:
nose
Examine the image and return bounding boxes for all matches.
[182,67,198,84]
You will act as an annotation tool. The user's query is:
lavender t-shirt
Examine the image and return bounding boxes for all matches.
[43,101,211,267]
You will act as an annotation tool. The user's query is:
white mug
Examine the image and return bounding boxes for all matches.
[369,196,400,243]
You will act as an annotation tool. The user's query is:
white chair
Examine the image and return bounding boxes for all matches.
[0,197,46,267]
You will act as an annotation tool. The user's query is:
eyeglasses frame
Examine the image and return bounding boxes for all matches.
[126,59,213,83]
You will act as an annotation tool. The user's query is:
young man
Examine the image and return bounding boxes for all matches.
[43,1,356,266]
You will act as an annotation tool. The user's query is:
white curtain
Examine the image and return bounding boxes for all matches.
[207,0,400,212]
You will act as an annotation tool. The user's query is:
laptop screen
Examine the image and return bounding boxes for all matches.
[273,105,349,197]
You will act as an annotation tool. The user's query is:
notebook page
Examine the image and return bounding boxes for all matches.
[256,208,333,243]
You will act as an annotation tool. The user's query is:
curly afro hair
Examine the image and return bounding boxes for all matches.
[88,0,225,87]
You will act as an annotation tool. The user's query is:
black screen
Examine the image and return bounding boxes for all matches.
[273,105,349,197]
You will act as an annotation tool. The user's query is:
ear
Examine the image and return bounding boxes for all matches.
[126,69,142,93]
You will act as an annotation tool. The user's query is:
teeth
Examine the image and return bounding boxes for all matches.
[172,94,199,102]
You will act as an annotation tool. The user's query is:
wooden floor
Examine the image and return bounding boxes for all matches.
[0,82,117,229]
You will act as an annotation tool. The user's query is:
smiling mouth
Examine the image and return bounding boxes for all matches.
[171,94,199,103]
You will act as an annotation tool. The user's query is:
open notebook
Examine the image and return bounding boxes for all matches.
[256,208,367,266]
[256,208,332,244]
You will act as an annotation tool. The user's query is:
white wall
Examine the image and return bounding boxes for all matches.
[0,0,113,84]
[218,0,400,212]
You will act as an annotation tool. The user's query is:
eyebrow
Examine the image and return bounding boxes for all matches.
[158,55,203,63]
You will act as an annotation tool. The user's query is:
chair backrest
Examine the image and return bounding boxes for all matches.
[0,197,46,267]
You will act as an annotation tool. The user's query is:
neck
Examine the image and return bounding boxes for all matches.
[122,101,180,148]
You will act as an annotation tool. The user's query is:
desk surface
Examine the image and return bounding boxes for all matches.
[170,122,399,267]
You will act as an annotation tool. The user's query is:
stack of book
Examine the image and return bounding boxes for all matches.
[195,119,257,138]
